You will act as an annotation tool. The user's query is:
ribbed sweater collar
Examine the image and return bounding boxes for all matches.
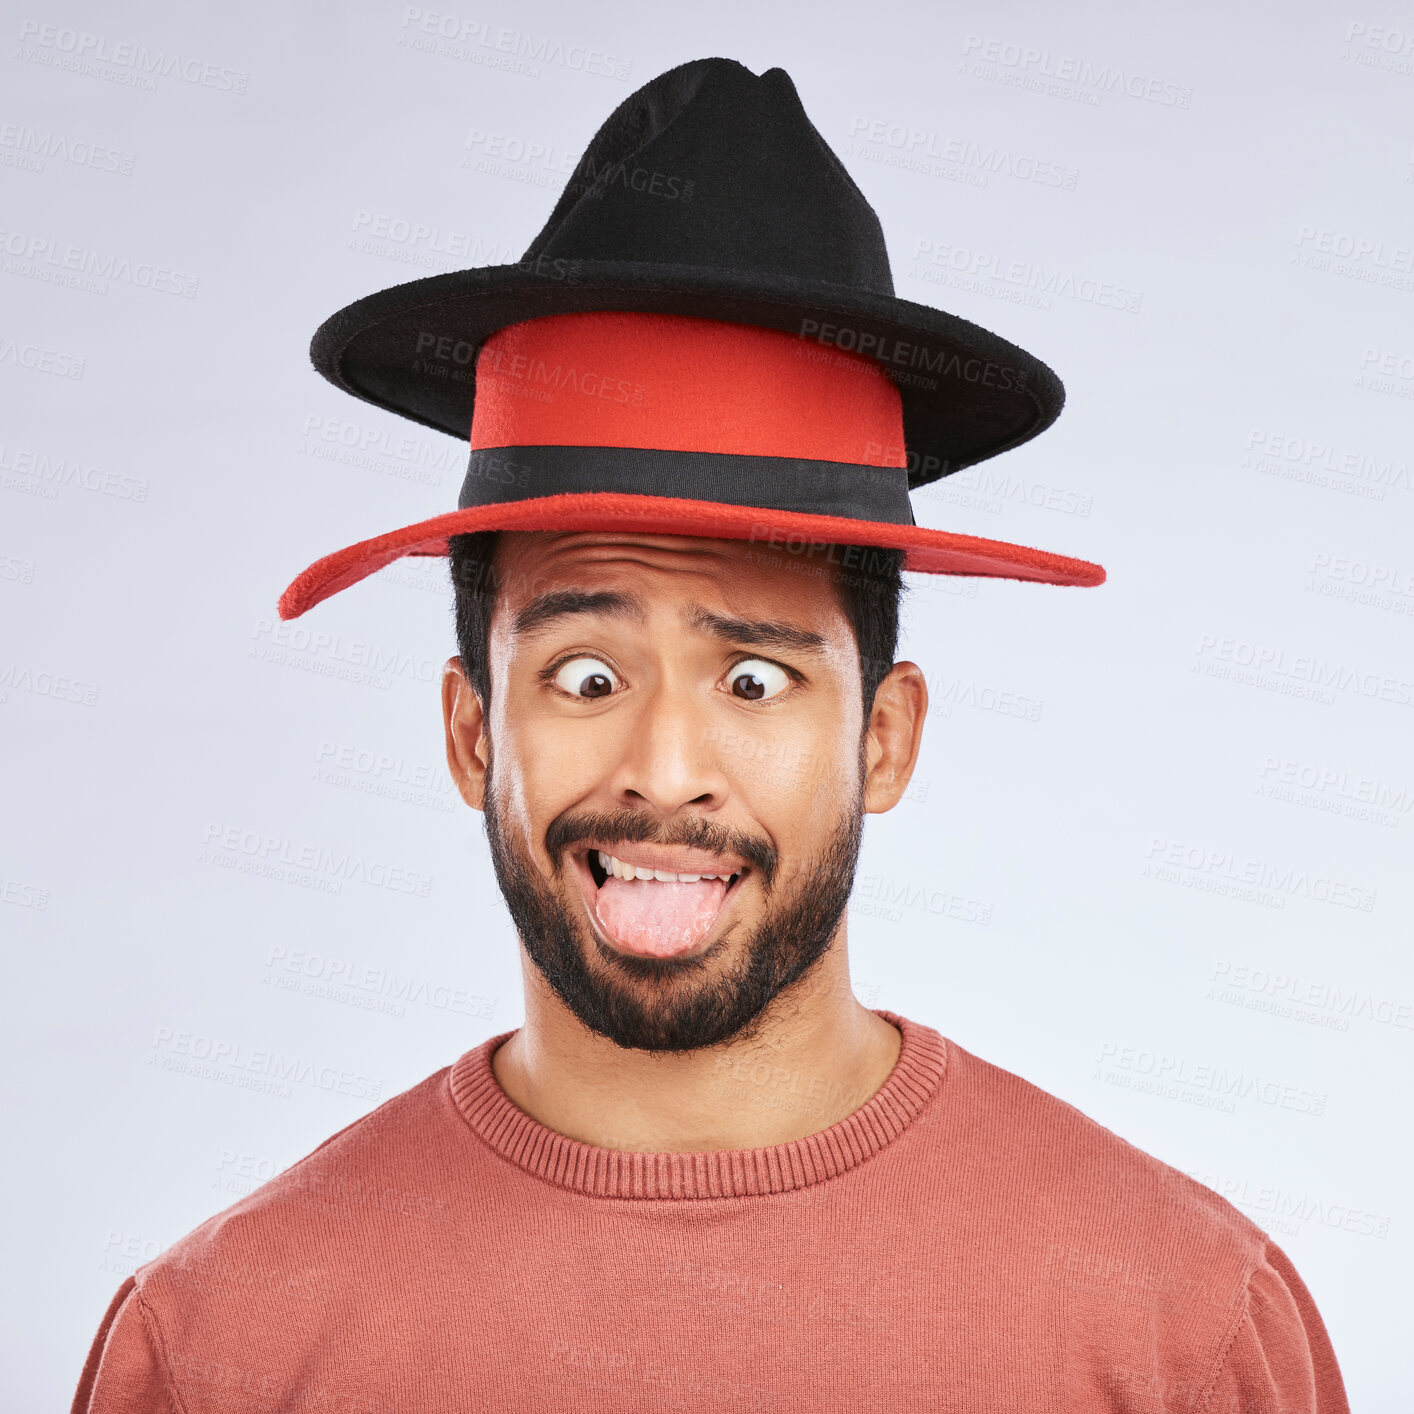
[447,1009,947,1200]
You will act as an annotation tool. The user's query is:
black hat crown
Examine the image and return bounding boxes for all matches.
[310,55,1064,487]
[525,58,895,296]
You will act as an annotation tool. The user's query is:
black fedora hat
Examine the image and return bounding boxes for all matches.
[282,57,1102,618]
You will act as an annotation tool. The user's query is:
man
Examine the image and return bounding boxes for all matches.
[74,58,1349,1411]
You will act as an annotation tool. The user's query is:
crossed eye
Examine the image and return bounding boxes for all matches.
[726,659,789,701]
[552,656,790,702]
[553,657,618,699]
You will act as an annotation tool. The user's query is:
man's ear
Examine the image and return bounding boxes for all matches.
[442,656,489,811]
[862,661,928,815]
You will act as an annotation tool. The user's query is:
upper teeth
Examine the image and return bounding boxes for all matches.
[596,850,736,884]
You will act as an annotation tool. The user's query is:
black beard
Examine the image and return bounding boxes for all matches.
[480,742,866,1053]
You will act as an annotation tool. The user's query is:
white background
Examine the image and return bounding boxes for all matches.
[3,1,1410,1407]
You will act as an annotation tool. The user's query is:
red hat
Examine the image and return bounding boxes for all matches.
[280,311,1101,618]
[279,60,1103,620]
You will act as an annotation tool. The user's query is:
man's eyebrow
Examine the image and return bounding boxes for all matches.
[512,589,647,639]
[684,605,828,656]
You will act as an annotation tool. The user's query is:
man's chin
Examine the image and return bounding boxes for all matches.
[482,781,863,1052]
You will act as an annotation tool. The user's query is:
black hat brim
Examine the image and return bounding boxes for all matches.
[309,259,1064,488]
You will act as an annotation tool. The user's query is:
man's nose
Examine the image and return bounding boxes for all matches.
[606,685,729,816]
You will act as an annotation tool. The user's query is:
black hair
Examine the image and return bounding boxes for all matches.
[448,530,904,720]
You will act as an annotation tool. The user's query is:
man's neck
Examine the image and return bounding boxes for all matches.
[490,943,902,1152]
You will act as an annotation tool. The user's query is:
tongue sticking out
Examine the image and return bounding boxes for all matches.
[593,876,730,958]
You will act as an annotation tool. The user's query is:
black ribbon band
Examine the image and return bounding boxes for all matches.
[458,445,915,526]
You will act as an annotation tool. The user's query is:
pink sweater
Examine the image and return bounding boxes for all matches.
[73,1012,1349,1412]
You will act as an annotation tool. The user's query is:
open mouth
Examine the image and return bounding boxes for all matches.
[576,846,747,960]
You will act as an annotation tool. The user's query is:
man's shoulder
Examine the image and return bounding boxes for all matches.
[928,1035,1267,1260]
[895,1032,1344,1409]
[134,1057,468,1300]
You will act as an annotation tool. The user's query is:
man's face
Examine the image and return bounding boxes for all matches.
[447,531,882,1053]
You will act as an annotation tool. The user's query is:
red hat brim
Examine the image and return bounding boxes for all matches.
[277,491,1105,620]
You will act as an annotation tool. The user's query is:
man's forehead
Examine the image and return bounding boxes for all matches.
[490,531,846,644]
[494,531,821,601]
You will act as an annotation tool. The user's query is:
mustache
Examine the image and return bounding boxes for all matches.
[545,808,778,889]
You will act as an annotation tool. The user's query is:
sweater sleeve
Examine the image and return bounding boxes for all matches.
[70,1278,175,1414]
[1205,1241,1349,1414]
